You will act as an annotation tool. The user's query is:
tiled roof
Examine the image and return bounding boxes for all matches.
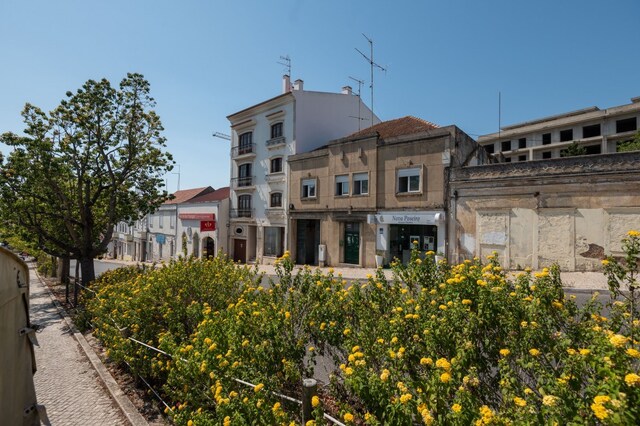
[189,187,230,203]
[347,116,440,140]
[165,186,215,204]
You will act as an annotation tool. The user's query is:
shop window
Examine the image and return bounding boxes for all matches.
[616,117,637,133]
[560,129,573,142]
[582,124,601,138]
[397,168,421,193]
[301,178,316,199]
[270,192,282,208]
[353,172,369,195]
[542,133,551,145]
[264,226,284,257]
[270,157,283,173]
[501,140,511,152]
[271,122,283,139]
[335,175,349,196]
[518,138,527,149]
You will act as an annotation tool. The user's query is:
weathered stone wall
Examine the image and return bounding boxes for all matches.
[449,152,640,271]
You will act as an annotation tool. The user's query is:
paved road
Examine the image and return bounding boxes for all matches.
[30,264,128,425]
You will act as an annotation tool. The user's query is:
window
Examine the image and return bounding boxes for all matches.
[149,215,154,228]
[560,129,573,142]
[159,213,163,228]
[542,133,551,145]
[518,138,527,149]
[270,157,283,173]
[170,214,176,229]
[264,227,284,257]
[353,172,369,195]
[301,179,316,199]
[270,192,282,208]
[335,175,349,196]
[397,168,421,193]
[501,141,511,152]
[484,144,495,154]
[582,124,601,138]
[504,157,512,163]
[616,117,637,133]
[585,145,601,155]
[271,122,283,139]
[239,132,253,154]
[238,195,252,217]
[238,163,252,186]
[518,155,527,162]
[542,151,552,159]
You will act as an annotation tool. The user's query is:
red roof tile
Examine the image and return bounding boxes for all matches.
[165,186,215,204]
[189,187,230,203]
[347,116,439,140]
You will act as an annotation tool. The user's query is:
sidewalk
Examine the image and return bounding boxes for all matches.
[100,257,609,291]
[29,265,129,425]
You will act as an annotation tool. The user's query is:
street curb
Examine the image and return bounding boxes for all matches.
[33,266,149,426]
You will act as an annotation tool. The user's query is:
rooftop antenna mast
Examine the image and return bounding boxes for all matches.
[356,34,386,127]
[278,55,292,77]
[212,132,231,141]
[349,76,367,131]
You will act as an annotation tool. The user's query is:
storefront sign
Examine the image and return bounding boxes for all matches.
[155,234,166,244]
[375,212,444,225]
[200,220,216,232]
[179,213,215,221]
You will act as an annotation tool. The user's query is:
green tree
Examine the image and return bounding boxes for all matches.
[0,73,173,285]
[617,131,640,152]
[560,141,587,157]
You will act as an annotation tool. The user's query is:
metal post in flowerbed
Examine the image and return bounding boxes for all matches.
[72,234,640,425]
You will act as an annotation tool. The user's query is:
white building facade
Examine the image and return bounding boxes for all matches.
[226,76,379,264]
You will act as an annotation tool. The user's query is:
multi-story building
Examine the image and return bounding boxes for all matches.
[478,96,640,161]
[225,75,378,264]
[176,187,229,258]
[287,116,480,268]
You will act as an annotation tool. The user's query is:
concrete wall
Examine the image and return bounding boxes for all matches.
[449,152,640,270]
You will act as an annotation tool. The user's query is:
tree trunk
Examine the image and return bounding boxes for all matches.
[79,256,95,287]
[50,255,58,278]
[60,256,70,285]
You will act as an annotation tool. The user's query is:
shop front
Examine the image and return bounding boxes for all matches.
[374,211,446,264]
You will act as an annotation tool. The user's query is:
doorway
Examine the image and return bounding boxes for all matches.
[296,220,320,265]
[344,222,360,264]
[233,239,246,263]
[203,237,215,258]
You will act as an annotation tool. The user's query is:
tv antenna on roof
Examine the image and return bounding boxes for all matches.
[278,55,292,77]
[348,76,368,131]
[355,34,386,127]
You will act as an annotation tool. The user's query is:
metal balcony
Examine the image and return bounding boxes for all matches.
[266,136,286,148]
[231,176,254,189]
[230,208,254,218]
[231,143,256,158]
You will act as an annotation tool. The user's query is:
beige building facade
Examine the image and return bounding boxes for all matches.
[448,152,640,271]
[288,117,480,267]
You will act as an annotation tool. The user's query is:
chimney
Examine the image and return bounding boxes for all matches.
[341,85,352,95]
[293,79,304,91]
[282,75,291,94]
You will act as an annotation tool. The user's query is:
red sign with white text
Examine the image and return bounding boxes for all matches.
[200,220,216,232]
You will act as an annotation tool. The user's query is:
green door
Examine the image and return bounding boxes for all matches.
[344,222,360,264]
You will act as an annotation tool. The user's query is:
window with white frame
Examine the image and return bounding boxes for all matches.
[335,175,349,196]
[301,178,316,199]
[353,172,369,195]
[397,168,421,193]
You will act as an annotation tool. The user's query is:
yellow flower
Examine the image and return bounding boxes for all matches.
[609,334,628,348]
[272,402,281,413]
[284,311,291,320]
[343,328,351,336]
[542,395,559,407]
[440,372,451,383]
[400,393,412,404]
[579,348,591,356]
[627,230,640,237]
[187,421,193,426]
[311,395,320,408]
[462,299,472,305]
[499,349,510,357]
[601,259,610,266]
[223,417,230,426]
[306,421,316,426]
[591,402,609,420]
[436,358,451,370]
[529,348,541,357]
[452,403,462,413]
[513,397,527,407]
[626,348,640,358]
[421,407,434,425]
[380,369,390,382]
[254,383,264,392]
[343,412,354,423]
[420,357,433,366]
[625,373,640,386]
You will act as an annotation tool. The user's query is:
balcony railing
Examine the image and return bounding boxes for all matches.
[232,176,254,188]
[230,208,254,218]
[266,136,286,148]
[232,143,256,158]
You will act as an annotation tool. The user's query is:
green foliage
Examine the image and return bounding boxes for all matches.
[617,132,640,153]
[560,142,587,157]
[0,73,174,284]
[84,241,640,425]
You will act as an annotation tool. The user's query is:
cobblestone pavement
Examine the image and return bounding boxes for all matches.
[30,265,128,426]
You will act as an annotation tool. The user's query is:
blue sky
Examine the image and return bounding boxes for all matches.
[1,0,639,192]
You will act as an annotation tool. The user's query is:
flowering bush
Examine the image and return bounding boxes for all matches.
[83,236,640,425]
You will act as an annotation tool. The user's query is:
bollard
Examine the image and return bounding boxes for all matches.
[301,378,317,422]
